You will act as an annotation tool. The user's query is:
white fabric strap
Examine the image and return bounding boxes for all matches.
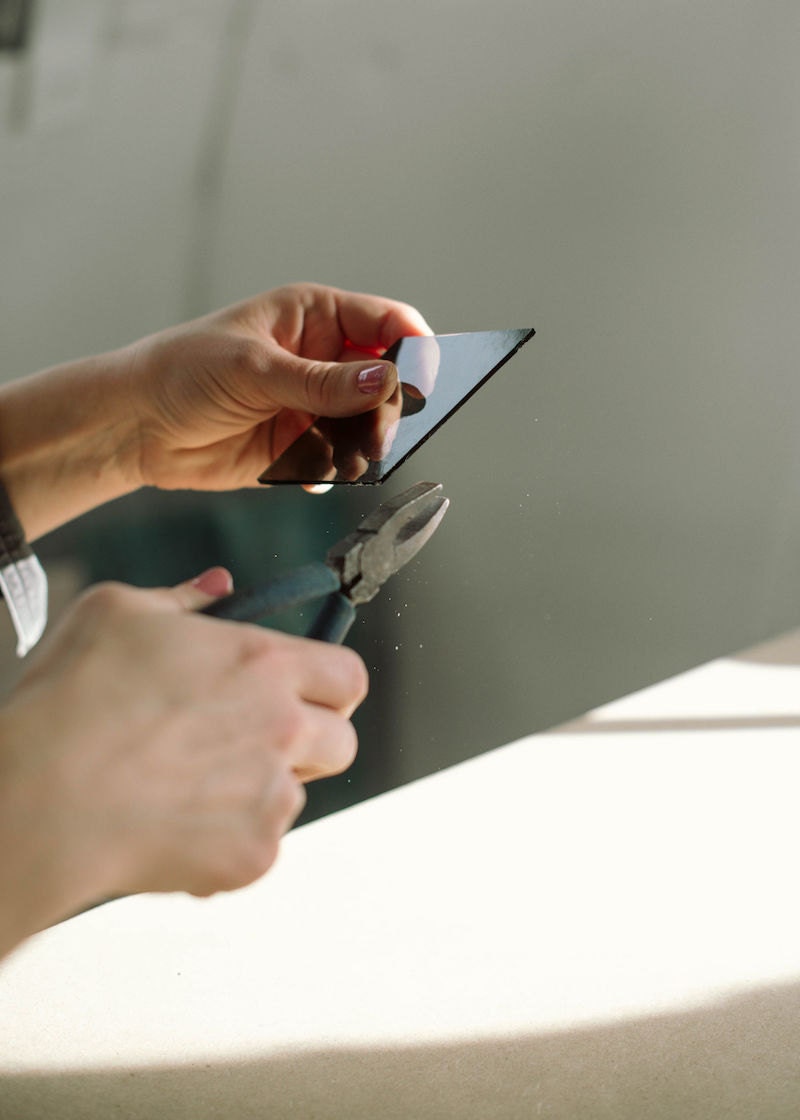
[0,553,48,657]
[0,480,48,657]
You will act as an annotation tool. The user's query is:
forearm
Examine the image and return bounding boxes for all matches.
[0,826,111,962]
[0,688,130,961]
[0,756,100,961]
[0,349,142,541]
[0,829,84,962]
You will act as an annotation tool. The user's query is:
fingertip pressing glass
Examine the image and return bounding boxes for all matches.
[258,328,536,486]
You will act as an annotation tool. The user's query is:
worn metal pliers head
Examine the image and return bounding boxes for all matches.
[325,481,449,605]
[202,481,449,644]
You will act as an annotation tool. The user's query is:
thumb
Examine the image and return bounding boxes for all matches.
[267,351,398,418]
[169,566,234,611]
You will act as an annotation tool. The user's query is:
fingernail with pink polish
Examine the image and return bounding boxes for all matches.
[357,363,391,394]
[192,567,234,597]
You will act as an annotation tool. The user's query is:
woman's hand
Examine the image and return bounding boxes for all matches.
[126,282,432,492]
[0,283,432,539]
[0,568,368,958]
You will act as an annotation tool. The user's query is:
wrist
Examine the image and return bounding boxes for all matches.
[0,701,123,958]
[0,348,143,540]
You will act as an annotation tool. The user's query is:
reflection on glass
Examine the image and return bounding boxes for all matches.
[259,329,536,485]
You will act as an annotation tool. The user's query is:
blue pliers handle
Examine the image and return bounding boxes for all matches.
[201,562,356,644]
[198,481,449,645]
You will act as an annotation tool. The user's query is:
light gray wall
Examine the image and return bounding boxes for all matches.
[2,1,800,788]
[0,0,239,370]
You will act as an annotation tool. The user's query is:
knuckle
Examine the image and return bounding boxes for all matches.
[304,360,338,413]
[275,281,307,300]
[298,718,358,783]
[234,629,288,678]
[275,772,306,824]
[239,625,287,661]
[351,652,370,704]
[186,859,239,897]
[207,859,257,895]
[175,775,307,900]
[272,700,307,755]
[260,769,306,833]
[200,836,282,895]
[237,839,282,887]
[330,720,359,776]
[288,281,322,304]
[226,337,265,380]
[77,580,133,620]
[338,647,369,706]
[189,883,216,899]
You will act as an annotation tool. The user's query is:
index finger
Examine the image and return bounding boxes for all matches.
[293,636,370,718]
[244,627,370,716]
[333,289,434,353]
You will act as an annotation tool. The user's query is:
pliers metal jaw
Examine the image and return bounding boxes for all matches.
[325,481,449,605]
[202,482,449,644]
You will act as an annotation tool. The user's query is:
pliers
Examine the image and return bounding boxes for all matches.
[201,481,449,642]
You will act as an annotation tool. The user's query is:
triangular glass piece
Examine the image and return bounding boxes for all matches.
[259,327,535,485]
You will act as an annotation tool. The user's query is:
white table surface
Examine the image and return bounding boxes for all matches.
[1,629,800,1118]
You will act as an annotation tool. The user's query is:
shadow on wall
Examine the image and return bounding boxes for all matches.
[3,979,800,1118]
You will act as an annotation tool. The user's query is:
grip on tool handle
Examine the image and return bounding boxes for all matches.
[63,576,354,925]
[199,563,356,645]
[306,592,357,644]
[199,563,339,624]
